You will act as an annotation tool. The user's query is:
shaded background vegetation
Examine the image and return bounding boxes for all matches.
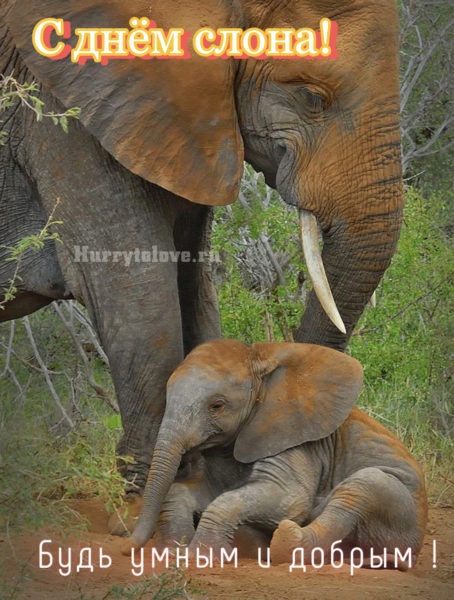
[0,0,453,548]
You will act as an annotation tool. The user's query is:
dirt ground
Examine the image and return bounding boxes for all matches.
[1,499,453,600]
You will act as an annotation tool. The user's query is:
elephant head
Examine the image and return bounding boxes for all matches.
[128,339,363,549]
[8,0,403,350]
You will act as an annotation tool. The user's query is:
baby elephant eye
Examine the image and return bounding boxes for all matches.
[209,397,226,412]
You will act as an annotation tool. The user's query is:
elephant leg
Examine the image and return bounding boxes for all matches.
[174,204,221,354]
[27,121,188,494]
[270,467,421,568]
[189,481,309,559]
[153,480,212,550]
[96,221,185,494]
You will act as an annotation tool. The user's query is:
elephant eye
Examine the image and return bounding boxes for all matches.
[286,82,329,114]
[299,87,326,112]
[208,397,226,413]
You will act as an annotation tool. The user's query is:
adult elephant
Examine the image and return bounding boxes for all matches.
[1,1,403,493]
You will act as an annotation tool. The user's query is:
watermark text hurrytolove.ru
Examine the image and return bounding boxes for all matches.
[73,246,220,266]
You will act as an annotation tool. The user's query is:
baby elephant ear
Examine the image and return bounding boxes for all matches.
[234,343,363,463]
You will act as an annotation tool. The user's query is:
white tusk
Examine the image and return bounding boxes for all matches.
[299,210,347,334]
[369,291,377,308]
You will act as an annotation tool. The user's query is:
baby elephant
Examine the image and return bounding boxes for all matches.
[125,340,427,568]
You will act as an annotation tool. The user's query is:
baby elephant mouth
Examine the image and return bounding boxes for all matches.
[197,434,228,452]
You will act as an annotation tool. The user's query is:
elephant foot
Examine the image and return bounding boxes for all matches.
[188,536,234,563]
[152,529,195,554]
[270,519,304,565]
[233,525,271,559]
[108,493,142,536]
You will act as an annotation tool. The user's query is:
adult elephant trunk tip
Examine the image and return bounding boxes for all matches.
[119,508,157,556]
[299,210,346,335]
[120,535,144,557]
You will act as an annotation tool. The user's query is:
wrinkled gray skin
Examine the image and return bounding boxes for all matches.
[2,1,403,496]
[129,340,427,567]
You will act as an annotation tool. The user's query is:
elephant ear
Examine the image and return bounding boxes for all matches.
[234,343,363,463]
[8,0,243,206]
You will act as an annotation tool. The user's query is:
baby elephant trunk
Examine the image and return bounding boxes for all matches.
[128,434,185,550]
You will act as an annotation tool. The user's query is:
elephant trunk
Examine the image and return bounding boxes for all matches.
[282,81,404,352]
[295,176,403,350]
[128,428,186,550]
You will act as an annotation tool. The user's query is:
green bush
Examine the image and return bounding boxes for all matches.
[350,188,453,499]
[212,167,305,343]
[0,312,122,532]
[0,383,123,533]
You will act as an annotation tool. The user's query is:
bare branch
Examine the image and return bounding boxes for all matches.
[22,316,75,429]
[0,321,25,398]
[353,278,450,337]
[399,1,454,174]
[52,302,118,412]
[400,17,454,112]
[259,234,286,288]
[69,302,110,367]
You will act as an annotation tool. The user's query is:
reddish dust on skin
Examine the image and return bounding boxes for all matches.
[1,499,453,600]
